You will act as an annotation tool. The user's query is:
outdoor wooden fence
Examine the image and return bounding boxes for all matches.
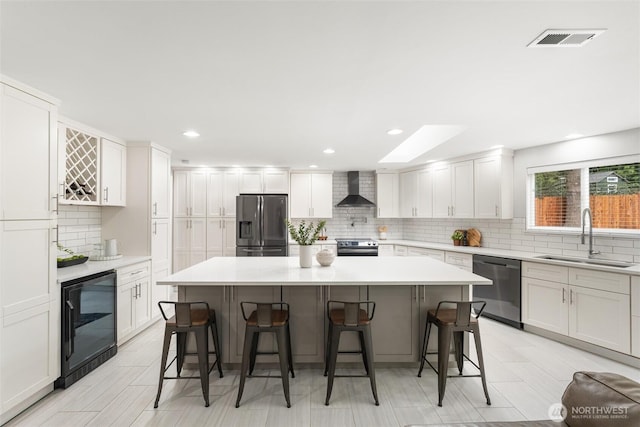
[535,194,640,229]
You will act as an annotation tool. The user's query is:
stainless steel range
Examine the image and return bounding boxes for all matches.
[336,238,378,256]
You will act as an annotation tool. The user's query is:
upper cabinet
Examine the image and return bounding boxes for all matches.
[58,118,128,207]
[173,170,207,217]
[58,122,99,205]
[263,169,289,193]
[399,169,432,218]
[290,172,333,218]
[101,139,126,206]
[432,160,473,218]
[387,150,513,219]
[474,154,513,219]
[207,170,240,217]
[376,173,399,218]
[151,148,171,218]
[0,83,58,220]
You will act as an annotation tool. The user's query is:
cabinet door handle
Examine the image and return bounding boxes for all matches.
[153,202,158,216]
[153,221,157,235]
[562,288,566,303]
[569,289,573,305]
[222,207,225,216]
[52,195,59,213]
[104,187,109,203]
[52,226,59,245]
[495,205,498,217]
[447,206,450,216]
[378,207,380,217]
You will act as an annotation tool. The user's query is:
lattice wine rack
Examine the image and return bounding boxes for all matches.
[64,127,98,203]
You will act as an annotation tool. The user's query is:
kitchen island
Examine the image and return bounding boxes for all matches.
[158,256,492,365]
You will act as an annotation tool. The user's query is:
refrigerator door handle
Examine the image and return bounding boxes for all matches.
[259,196,264,246]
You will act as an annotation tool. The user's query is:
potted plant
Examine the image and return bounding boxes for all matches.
[286,219,326,267]
[451,230,464,246]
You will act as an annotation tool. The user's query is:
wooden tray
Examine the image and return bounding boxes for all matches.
[467,228,481,247]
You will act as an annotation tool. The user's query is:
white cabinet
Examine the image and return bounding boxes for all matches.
[207,218,236,257]
[116,262,152,344]
[378,244,395,257]
[522,262,631,354]
[290,172,333,218]
[399,169,432,218]
[376,173,399,218]
[394,245,408,256]
[474,155,513,219]
[102,143,172,325]
[263,169,289,193]
[207,170,239,217]
[173,218,207,272]
[240,169,263,193]
[445,251,473,272]
[151,149,171,219]
[1,84,58,220]
[432,161,473,218]
[408,246,445,262]
[100,139,126,206]
[1,78,59,424]
[173,170,207,217]
[58,121,99,206]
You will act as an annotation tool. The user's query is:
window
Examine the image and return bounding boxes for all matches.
[527,157,640,234]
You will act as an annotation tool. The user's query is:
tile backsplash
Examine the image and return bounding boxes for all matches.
[57,205,102,256]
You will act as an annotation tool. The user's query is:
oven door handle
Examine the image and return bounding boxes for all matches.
[66,300,75,360]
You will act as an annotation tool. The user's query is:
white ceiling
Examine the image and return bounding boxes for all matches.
[1,1,638,171]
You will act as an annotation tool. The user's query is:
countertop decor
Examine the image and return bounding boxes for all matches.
[286,219,327,267]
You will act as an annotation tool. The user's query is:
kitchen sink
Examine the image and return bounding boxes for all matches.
[534,255,635,268]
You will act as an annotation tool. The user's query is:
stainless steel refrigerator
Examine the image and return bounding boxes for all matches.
[236,194,288,256]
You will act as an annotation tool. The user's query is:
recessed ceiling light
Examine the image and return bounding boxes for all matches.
[183,130,200,138]
[490,145,504,149]
[379,125,466,163]
[309,164,318,168]
[323,148,335,154]
[387,129,403,136]
[565,133,584,140]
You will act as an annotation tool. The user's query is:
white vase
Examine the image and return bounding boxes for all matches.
[299,245,313,268]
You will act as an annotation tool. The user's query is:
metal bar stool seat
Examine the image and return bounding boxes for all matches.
[324,300,379,406]
[235,302,294,408]
[417,300,491,407]
[154,301,223,408]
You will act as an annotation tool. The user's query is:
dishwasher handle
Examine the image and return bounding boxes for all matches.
[474,259,520,269]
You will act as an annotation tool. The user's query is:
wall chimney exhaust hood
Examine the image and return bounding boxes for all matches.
[336,171,376,208]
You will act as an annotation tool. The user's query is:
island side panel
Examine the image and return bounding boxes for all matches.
[282,286,325,363]
[369,285,420,363]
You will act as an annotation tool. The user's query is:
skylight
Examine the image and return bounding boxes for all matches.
[378,125,466,163]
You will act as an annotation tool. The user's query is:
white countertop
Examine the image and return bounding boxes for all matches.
[157,256,492,286]
[57,256,151,283]
[378,239,640,275]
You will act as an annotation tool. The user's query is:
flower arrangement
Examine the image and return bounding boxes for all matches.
[286,219,326,245]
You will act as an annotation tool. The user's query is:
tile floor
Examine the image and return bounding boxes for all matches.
[6,319,640,427]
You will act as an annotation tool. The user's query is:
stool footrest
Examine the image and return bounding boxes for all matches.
[333,374,371,378]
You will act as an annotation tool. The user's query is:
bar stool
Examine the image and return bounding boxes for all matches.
[324,300,379,406]
[235,301,294,408]
[154,301,223,408]
[417,300,491,407]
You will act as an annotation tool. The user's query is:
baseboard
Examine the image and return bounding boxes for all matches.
[0,383,53,426]
[524,324,640,369]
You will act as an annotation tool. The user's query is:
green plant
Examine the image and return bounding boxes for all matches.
[286,219,326,245]
[57,244,85,262]
[451,230,464,241]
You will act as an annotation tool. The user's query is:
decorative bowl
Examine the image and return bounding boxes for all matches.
[57,256,89,268]
[315,249,335,267]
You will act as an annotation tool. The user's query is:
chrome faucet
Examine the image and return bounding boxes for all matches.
[581,208,600,258]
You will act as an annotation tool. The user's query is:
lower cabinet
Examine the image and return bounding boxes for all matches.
[632,277,640,358]
[116,261,152,345]
[282,286,325,363]
[369,285,419,362]
[522,262,631,354]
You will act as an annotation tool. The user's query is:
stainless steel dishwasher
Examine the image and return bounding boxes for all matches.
[472,255,522,329]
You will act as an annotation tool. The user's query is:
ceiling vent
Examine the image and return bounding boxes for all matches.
[527,29,606,48]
